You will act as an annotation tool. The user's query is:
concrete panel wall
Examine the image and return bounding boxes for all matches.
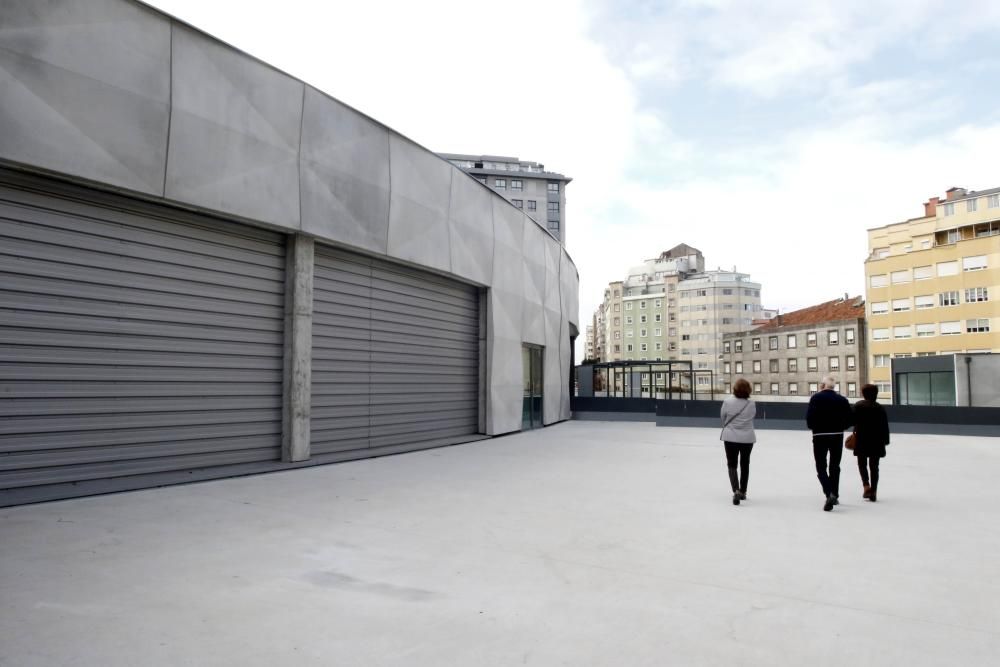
[488,200,526,435]
[300,87,390,255]
[165,25,303,229]
[0,0,170,194]
[0,0,579,439]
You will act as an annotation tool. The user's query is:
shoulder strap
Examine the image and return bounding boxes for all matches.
[722,400,750,430]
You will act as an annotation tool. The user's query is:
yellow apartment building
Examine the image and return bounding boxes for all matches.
[865,186,1000,399]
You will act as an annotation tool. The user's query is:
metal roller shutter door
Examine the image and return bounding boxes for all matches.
[0,178,286,505]
[311,246,480,455]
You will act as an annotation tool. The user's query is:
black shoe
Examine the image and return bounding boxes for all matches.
[833,496,839,505]
[869,490,877,502]
[733,492,741,506]
[824,494,835,511]
[739,491,747,501]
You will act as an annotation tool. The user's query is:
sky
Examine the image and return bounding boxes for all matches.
[145,0,1000,359]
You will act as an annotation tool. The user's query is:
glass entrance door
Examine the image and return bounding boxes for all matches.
[522,345,544,430]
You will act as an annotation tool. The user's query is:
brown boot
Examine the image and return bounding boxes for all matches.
[863,484,872,499]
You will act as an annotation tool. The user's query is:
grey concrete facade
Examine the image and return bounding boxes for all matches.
[0,0,580,500]
[723,316,867,401]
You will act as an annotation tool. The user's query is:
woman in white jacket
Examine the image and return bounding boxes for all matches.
[720,378,757,506]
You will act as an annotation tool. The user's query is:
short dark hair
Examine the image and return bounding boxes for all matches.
[733,378,751,399]
[861,384,878,402]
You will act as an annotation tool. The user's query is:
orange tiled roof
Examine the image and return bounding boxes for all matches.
[755,297,865,331]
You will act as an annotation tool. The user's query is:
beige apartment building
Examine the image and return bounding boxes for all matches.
[865,186,1000,399]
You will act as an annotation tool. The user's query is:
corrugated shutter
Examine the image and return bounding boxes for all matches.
[0,179,286,501]
[311,246,480,454]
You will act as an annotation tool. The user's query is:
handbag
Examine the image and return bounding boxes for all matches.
[720,401,750,441]
[845,432,856,450]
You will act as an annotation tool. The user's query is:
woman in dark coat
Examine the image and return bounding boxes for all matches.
[852,384,890,501]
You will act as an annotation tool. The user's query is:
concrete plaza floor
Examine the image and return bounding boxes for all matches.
[2,421,999,666]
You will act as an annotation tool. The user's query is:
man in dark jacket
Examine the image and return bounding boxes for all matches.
[806,376,854,511]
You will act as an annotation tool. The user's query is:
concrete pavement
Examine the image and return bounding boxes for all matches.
[2,421,999,666]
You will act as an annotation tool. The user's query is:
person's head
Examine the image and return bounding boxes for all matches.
[861,384,878,402]
[733,378,751,399]
[821,375,837,391]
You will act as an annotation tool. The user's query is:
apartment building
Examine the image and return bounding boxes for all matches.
[592,244,765,390]
[722,297,867,402]
[584,324,595,360]
[865,186,1000,399]
[439,153,572,244]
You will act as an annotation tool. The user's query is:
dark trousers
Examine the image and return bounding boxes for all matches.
[724,442,754,493]
[857,455,880,491]
[812,435,843,498]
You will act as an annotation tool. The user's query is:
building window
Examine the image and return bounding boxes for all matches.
[640,328,647,337]
[511,179,523,191]
[640,315,647,324]
[547,182,559,193]
[871,301,889,315]
[829,356,840,370]
[846,355,856,370]
[937,261,958,277]
[788,358,798,372]
[890,270,910,284]
[967,319,991,333]
[767,336,778,350]
[847,382,857,397]
[787,335,797,348]
[873,354,890,367]
[939,291,960,307]
[626,330,633,338]
[916,323,936,337]
[807,358,818,372]
[966,287,989,302]
[989,194,1000,208]
[735,361,744,373]
[654,313,662,322]
[626,344,633,352]
[968,198,978,212]
[940,321,961,335]
[640,343,648,351]
[495,178,506,190]
[654,299,662,307]
[654,328,662,336]
[547,202,560,214]
[769,359,779,373]
[809,382,819,394]
[512,199,523,208]
[723,341,731,353]
[724,362,731,374]
[752,338,761,351]
[789,382,799,395]
[828,330,840,345]
[626,303,633,311]
[870,274,888,288]
[770,382,779,395]
[753,360,761,373]
[913,265,933,280]
[943,202,955,216]
[626,316,633,324]
[845,328,855,344]
[655,342,662,351]
[639,300,647,309]
[614,304,620,312]
[963,255,987,271]
[614,331,621,339]
[753,383,762,394]
[613,344,620,352]
[527,200,537,211]
[735,340,743,353]
[891,298,910,312]
[614,317,620,326]
[893,326,912,339]
[915,295,934,309]
[806,332,817,347]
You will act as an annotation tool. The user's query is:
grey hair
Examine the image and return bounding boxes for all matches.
[821,375,837,390]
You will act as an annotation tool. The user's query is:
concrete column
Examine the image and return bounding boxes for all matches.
[282,235,314,462]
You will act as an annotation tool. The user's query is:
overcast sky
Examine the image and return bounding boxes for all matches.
[146,0,1000,357]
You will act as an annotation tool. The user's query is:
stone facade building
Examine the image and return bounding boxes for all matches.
[722,297,867,402]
